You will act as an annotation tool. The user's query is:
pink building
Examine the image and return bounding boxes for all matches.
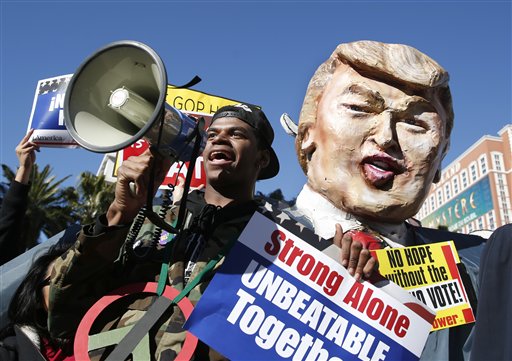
[416,124,512,233]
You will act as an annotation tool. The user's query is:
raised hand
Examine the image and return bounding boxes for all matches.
[15,129,40,184]
[334,223,379,281]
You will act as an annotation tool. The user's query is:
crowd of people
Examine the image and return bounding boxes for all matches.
[0,40,509,360]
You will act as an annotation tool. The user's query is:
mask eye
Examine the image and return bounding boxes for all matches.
[349,105,366,112]
[402,118,428,132]
[343,103,373,114]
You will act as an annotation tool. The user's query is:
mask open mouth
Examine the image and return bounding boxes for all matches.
[362,155,404,187]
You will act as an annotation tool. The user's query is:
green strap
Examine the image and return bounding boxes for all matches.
[173,235,233,303]
[105,235,238,361]
[156,228,177,296]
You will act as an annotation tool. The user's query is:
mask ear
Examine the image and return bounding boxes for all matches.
[300,125,316,161]
[433,141,449,183]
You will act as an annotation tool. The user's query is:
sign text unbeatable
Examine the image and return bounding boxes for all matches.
[228,260,391,361]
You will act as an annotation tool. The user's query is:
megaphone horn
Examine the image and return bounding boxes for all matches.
[64,40,203,161]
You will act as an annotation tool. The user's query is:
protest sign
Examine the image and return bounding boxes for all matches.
[27,74,78,147]
[109,85,252,189]
[185,212,435,361]
[373,242,475,331]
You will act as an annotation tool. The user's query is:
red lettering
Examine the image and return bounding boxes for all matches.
[279,239,295,263]
[395,315,410,337]
[344,283,410,338]
[357,287,374,313]
[310,262,330,285]
[297,254,315,275]
[269,230,346,298]
[285,244,304,266]
[433,315,459,328]
[265,230,284,256]
[343,282,364,307]
[366,298,385,321]
[379,306,399,331]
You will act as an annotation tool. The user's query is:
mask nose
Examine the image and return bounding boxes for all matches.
[373,111,400,151]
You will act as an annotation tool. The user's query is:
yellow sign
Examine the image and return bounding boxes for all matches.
[373,242,475,331]
[165,85,250,118]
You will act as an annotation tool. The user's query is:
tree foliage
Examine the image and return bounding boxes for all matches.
[1,165,116,251]
[70,171,116,225]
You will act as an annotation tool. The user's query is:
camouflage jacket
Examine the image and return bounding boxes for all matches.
[48,191,260,360]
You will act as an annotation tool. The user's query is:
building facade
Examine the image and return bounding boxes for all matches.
[416,124,511,233]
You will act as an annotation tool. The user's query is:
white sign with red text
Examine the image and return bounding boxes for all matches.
[185,212,435,360]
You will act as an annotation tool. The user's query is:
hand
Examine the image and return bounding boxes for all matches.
[172,176,204,206]
[334,224,378,281]
[171,176,186,206]
[107,149,171,226]
[15,129,40,184]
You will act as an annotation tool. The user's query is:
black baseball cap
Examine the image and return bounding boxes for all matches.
[211,104,280,180]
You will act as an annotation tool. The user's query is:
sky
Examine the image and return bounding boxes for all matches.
[1,1,511,202]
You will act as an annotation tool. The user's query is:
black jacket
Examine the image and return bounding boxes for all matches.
[0,181,30,266]
[0,325,46,361]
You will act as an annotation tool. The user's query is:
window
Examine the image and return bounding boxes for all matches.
[468,222,474,233]
[477,217,483,230]
[453,177,459,194]
[461,171,468,188]
[493,153,503,171]
[445,183,451,200]
[470,163,478,182]
[479,156,487,175]
[488,212,495,230]
[430,196,435,211]
[437,190,443,206]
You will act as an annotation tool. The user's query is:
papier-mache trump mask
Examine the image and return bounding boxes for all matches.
[285,40,454,223]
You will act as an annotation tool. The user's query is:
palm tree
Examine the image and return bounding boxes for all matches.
[1,163,77,249]
[71,171,115,225]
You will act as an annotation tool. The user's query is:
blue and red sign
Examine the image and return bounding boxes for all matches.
[27,74,78,147]
[185,212,435,360]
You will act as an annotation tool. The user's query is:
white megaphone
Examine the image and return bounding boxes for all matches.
[64,40,204,161]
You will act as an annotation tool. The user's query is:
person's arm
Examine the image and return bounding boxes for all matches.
[47,149,172,343]
[47,222,132,344]
[0,130,40,265]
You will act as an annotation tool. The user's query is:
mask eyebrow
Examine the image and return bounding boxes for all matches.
[341,83,385,107]
[398,95,440,113]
